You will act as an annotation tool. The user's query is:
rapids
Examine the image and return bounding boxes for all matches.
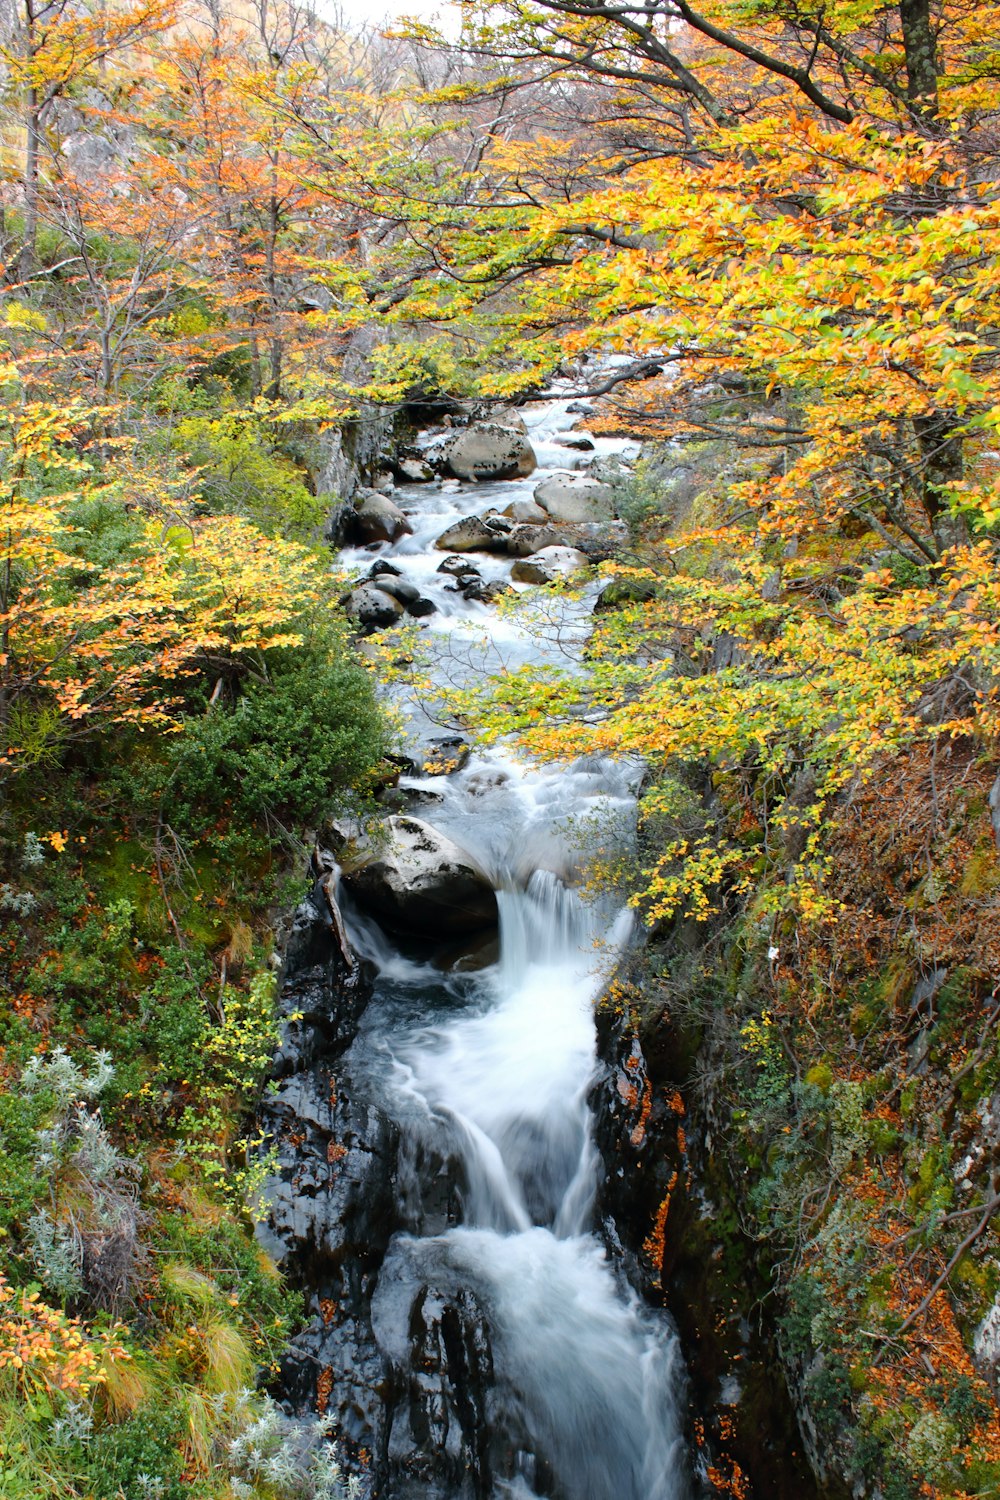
[293,400,690,1497]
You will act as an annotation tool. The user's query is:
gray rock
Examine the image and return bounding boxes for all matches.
[587,454,633,486]
[370,574,437,618]
[395,456,435,483]
[341,816,498,936]
[533,477,616,524]
[345,584,405,631]
[505,522,566,557]
[510,546,590,584]
[502,498,548,524]
[976,1295,1000,1390]
[440,422,537,482]
[353,490,412,544]
[434,516,509,553]
[553,434,595,451]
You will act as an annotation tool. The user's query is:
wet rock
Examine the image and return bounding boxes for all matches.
[434,515,509,553]
[440,422,537,482]
[344,584,405,632]
[438,554,481,577]
[370,574,437,618]
[395,455,435,483]
[341,816,498,937]
[353,489,413,544]
[501,498,546,524]
[566,401,595,416]
[372,1244,500,1497]
[552,433,595,451]
[533,476,616,524]
[510,546,590,585]
[505,522,565,558]
[434,930,501,973]
[369,559,402,579]
[462,578,512,604]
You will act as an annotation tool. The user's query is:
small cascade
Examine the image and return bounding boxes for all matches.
[266,401,690,1499]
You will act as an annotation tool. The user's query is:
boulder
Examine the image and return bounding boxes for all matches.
[369,560,402,579]
[587,454,632,486]
[395,456,435,483]
[594,576,658,612]
[502,498,548,524]
[440,422,537,482]
[570,519,629,562]
[341,816,498,936]
[552,434,595,451]
[344,584,405,632]
[462,578,513,604]
[505,522,565,558]
[510,546,590,585]
[434,516,508,554]
[437,555,481,577]
[370,574,436,617]
[533,477,616,525]
[353,490,413,544]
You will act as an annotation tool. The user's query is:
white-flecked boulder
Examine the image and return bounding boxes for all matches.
[533,476,615,525]
[441,422,537,482]
[341,816,498,935]
[434,515,509,553]
[344,584,405,631]
[505,522,565,558]
[510,546,590,584]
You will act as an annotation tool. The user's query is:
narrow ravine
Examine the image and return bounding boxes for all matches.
[262,403,692,1499]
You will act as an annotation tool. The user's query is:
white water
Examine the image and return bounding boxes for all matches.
[341,402,689,1499]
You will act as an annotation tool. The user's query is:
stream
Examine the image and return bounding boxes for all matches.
[263,402,692,1499]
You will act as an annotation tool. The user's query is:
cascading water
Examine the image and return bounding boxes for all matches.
[269,400,691,1499]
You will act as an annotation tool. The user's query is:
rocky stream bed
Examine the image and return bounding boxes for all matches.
[256,403,822,1499]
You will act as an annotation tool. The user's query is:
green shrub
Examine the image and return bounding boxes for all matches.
[166,635,386,825]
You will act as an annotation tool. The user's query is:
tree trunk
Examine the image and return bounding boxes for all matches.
[913,411,968,556]
[898,0,939,116]
[18,82,40,283]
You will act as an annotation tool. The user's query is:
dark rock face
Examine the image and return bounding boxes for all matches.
[261,884,539,1499]
[590,990,823,1500]
[266,892,681,1496]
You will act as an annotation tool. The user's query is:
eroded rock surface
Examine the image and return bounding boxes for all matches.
[341,816,499,937]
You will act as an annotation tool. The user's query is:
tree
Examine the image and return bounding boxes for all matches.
[379,3,1000,919]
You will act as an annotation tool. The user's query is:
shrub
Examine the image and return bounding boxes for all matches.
[167,634,386,825]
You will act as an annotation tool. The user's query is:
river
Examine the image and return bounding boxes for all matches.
[266,400,692,1499]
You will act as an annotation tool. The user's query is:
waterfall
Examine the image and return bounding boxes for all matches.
[278,400,689,1499]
